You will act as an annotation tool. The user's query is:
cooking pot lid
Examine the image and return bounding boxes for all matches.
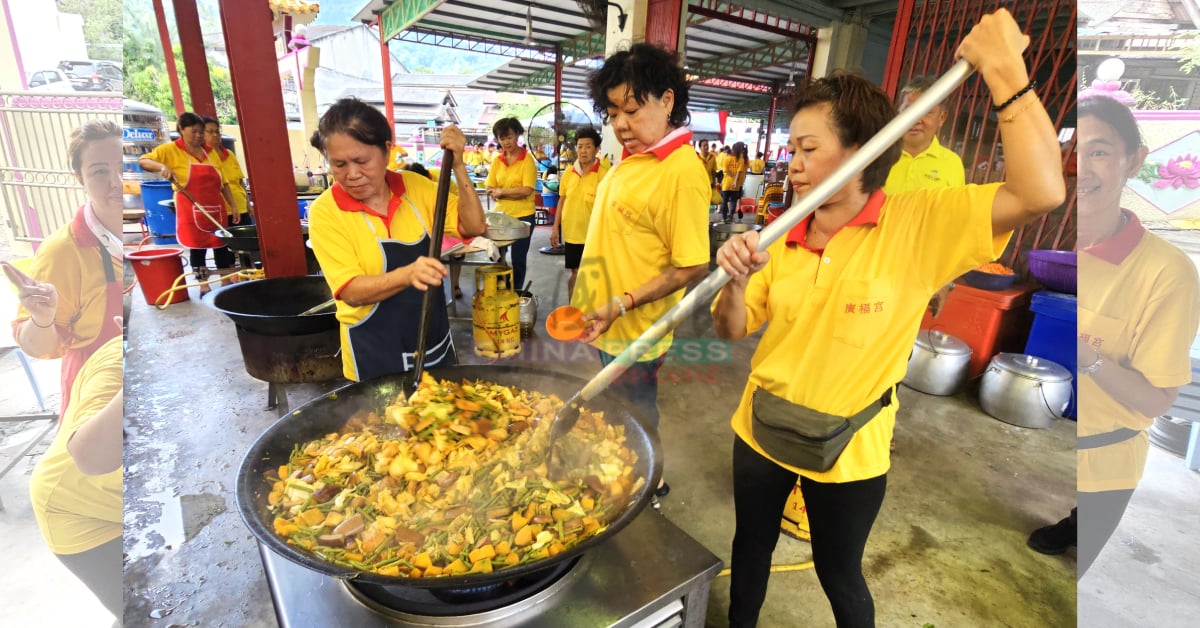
[914,330,971,356]
[989,353,1072,382]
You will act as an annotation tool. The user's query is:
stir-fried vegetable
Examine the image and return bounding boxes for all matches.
[264,373,643,578]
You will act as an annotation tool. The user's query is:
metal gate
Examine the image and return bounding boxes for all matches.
[0,92,122,247]
[884,0,1077,268]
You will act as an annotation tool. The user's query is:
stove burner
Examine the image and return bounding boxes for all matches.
[345,556,583,618]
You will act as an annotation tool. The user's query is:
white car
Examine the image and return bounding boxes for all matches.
[27,69,77,92]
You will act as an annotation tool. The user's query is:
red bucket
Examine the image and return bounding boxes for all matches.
[128,248,187,305]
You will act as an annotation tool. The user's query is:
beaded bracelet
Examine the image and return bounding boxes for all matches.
[993,81,1036,112]
[613,296,627,317]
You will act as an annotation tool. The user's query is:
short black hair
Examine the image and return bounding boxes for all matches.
[404,162,432,179]
[588,43,690,128]
[493,117,524,140]
[790,70,901,194]
[177,111,204,133]
[756,151,764,158]
[575,126,601,148]
[1078,95,1143,155]
[900,75,949,111]
[200,115,219,127]
[309,130,323,151]
[318,98,393,155]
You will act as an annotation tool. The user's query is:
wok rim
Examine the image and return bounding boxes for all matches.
[236,365,662,589]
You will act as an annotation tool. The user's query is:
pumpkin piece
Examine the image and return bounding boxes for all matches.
[413,552,433,569]
[468,544,496,563]
[514,525,534,547]
[447,558,469,574]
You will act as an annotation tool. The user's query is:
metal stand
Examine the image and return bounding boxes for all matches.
[267,382,290,415]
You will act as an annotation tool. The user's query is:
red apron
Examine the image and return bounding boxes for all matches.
[58,208,122,423]
[175,161,227,249]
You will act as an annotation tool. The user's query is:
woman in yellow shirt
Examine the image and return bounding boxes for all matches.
[202,116,251,225]
[484,117,537,289]
[1026,96,1199,577]
[720,141,749,222]
[713,11,1065,625]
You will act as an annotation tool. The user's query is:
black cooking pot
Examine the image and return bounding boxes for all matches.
[218,225,261,252]
[236,366,662,589]
[208,275,335,336]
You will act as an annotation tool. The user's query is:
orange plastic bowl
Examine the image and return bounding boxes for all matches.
[546,306,585,342]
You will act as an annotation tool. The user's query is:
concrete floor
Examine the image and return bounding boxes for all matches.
[120,218,1079,627]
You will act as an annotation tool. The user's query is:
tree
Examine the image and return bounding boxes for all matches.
[122,0,238,124]
[57,0,122,61]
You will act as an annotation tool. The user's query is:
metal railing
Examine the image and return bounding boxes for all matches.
[0,91,121,244]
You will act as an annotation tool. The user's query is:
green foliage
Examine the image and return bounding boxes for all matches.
[122,0,237,124]
[497,94,553,126]
[1131,85,1187,111]
[57,0,122,61]
[1175,34,1200,74]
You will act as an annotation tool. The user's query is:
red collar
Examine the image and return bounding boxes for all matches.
[572,159,601,177]
[331,170,408,228]
[501,147,528,166]
[786,189,887,252]
[174,138,209,162]
[212,145,230,160]
[621,128,694,161]
[69,204,100,248]
[1084,209,1145,265]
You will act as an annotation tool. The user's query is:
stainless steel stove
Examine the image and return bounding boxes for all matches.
[259,510,723,627]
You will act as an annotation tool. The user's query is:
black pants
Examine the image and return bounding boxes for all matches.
[56,536,122,619]
[1078,489,1135,579]
[730,437,886,628]
[190,246,235,271]
[503,215,536,290]
[720,190,742,219]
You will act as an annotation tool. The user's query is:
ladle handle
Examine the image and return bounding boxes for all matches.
[572,59,976,405]
[412,149,455,387]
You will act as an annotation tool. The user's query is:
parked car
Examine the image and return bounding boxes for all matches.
[57,60,119,92]
[27,69,77,92]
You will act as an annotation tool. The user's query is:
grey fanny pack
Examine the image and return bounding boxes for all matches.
[751,386,894,472]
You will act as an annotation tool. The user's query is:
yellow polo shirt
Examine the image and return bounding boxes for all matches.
[15,211,122,359]
[749,158,766,175]
[29,336,122,554]
[464,150,485,168]
[141,139,220,186]
[718,184,1007,482]
[882,136,965,195]
[558,159,609,244]
[1078,211,1199,492]
[700,152,717,182]
[572,128,710,360]
[717,152,730,174]
[722,157,748,192]
[485,148,537,218]
[212,147,249,215]
[308,170,462,380]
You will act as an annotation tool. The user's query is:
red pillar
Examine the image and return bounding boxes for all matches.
[152,0,185,116]
[378,18,395,136]
[646,0,685,53]
[217,0,306,277]
[882,0,916,98]
[173,0,216,117]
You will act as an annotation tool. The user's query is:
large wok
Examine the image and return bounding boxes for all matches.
[236,365,662,589]
[209,275,335,336]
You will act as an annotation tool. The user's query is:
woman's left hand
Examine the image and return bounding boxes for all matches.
[576,300,623,344]
[440,125,466,154]
[230,212,241,225]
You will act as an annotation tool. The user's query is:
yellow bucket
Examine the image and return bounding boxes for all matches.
[780,481,810,541]
[473,265,521,358]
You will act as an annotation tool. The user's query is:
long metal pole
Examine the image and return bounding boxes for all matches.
[571,59,976,405]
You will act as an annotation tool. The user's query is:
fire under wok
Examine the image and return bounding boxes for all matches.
[236,365,663,589]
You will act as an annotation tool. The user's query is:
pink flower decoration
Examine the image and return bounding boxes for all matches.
[1154,154,1200,189]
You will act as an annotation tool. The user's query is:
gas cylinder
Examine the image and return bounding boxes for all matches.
[473,265,521,358]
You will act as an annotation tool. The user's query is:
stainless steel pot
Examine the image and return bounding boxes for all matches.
[979,353,1073,429]
[903,330,971,396]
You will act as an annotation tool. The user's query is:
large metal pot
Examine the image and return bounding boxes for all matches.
[208,276,342,383]
[236,366,662,589]
[903,330,971,396]
[215,224,321,275]
[979,353,1072,429]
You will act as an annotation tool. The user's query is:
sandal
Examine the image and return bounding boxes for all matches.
[654,481,670,498]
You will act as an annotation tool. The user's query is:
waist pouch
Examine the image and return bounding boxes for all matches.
[1077,427,1141,450]
[751,386,894,472]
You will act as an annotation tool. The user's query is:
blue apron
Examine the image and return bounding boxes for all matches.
[346,197,455,381]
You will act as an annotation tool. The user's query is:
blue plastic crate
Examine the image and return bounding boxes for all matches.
[1025,290,1077,418]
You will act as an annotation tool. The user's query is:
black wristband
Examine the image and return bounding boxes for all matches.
[994,82,1036,112]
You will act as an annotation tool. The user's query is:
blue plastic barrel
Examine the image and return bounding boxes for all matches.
[139,180,177,245]
[1025,290,1078,419]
